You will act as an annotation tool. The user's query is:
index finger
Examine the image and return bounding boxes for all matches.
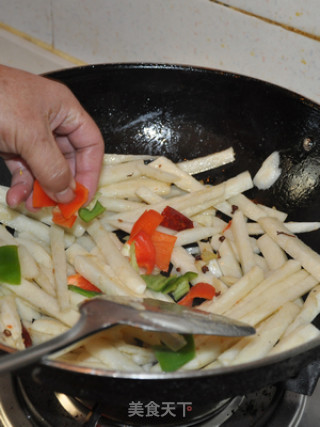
[55,109,105,202]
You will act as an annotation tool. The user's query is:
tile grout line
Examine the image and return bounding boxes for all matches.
[0,22,87,66]
[210,0,320,42]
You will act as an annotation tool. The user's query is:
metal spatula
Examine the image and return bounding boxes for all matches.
[0,296,255,373]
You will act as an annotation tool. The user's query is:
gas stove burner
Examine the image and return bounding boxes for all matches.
[0,373,312,427]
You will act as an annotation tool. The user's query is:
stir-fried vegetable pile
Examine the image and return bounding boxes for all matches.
[0,148,320,372]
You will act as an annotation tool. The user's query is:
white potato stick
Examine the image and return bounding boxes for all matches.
[175,226,224,247]
[240,271,318,326]
[0,203,51,244]
[201,266,264,315]
[0,296,25,350]
[170,246,198,275]
[257,204,287,222]
[34,268,56,297]
[103,153,156,165]
[105,171,252,224]
[137,163,179,183]
[228,194,269,222]
[18,245,39,280]
[181,199,223,218]
[220,276,239,287]
[17,236,52,268]
[84,336,143,371]
[246,223,265,235]
[178,148,235,174]
[74,235,96,252]
[87,220,146,294]
[66,243,137,297]
[106,219,133,235]
[284,222,320,234]
[218,239,242,278]
[114,341,156,366]
[0,204,75,247]
[100,177,171,200]
[2,280,79,327]
[30,317,69,337]
[228,194,287,223]
[257,234,287,270]
[284,284,320,336]
[218,337,248,366]
[98,196,143,213]
[50,225,70,311]
[268,324,320,356]
[214,201,234,218]
[179,335,237,371]
[99,160,143,186]
[225,260,302,320]
[259,217,320,281]
[253,151,281,190]
[254,254,269,272]
[15,297,42,323]
[135,186,164,204]
[231,210,256,273]
[149,156,204,192]
[73,254,140,297]
[246,221,317,239]
[230,302,300,365]
[191,209,221,227]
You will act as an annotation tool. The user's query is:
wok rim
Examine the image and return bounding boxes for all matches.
[46,61,320,110]
[42,334,320,379]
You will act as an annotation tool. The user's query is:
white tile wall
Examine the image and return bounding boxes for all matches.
[0,0,52,45]
[1,0,320,103]
[0,29,74,74]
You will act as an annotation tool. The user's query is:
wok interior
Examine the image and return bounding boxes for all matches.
[3,64,320,381]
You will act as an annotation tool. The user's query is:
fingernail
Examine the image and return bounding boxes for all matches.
[55,187,75,204]
[70,177,76,190]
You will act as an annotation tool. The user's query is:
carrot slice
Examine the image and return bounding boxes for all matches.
[32,180,56,208]
[128,209,163,243]
[58,182,89,219]
[178,282,216,307]
[151,231,177,272]
[132,230,156,274]
[67,273,102,293]
[52,209,77,228]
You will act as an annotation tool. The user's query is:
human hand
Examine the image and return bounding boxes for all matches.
[0,65,104,211]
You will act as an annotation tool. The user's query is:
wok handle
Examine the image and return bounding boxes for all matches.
[0,313,109,374]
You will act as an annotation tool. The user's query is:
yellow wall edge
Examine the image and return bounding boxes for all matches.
[0,22,87,66]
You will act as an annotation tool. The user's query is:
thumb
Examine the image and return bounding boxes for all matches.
[21,125,76,204]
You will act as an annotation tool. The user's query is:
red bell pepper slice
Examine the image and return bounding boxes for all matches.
[52,209,77,229]
[178,282,216,307]
[151,230,177,272]
[32,180,56,208]
[160,206,194,231]
[131,230,156,274]
[67,273,102,293]
[58,182,89,219]
[128,209,163,243]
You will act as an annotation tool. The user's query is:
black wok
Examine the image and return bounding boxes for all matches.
[3,63,320,424]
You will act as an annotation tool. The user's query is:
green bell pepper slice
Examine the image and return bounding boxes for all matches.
[78,200,106,222]
[0,245,21,285]
[68,284,101,298]
[154,334,196,372]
